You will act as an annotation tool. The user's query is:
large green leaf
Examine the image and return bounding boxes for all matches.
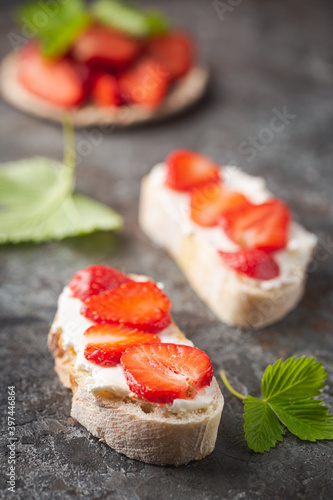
[0,157,122,244]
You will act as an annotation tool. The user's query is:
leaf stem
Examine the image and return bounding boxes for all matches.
[63,114,76,190]
[220,370,247,400]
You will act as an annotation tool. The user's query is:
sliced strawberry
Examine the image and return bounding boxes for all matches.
[119,57,170,108]
[91,72,122,107]
[218,249,280,280]
[147,31,194,81]
[18,43,85,107]
[219,199,291,252]
[72,26,142,70]
[69,265,132,301]
[190,181,251,227]
[165,150,221,192]
[121,343,213,404]
[82,281,172,333]
[84,324,160,367]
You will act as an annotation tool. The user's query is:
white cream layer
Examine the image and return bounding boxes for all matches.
[149,163,318,290]
[52,282,216,412]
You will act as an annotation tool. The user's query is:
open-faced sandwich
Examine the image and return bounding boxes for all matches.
[49,265,223,466]
[1,0,208,127]
[139,150,318,328]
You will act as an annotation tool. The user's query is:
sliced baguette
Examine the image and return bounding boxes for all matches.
[139,165,317,329]
[48,285,223,466]
[0,52,208,128]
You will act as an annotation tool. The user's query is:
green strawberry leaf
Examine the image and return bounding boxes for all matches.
[221,356,333,453]
[243,396,285,452]
[261,356,327,400]
[271,398,333,442]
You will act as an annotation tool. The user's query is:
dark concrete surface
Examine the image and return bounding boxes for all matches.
[1,0,333,499]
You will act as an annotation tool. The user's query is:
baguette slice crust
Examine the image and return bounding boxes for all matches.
[0,52,208,128]
[48,311,223,466]
[139,173,316,329]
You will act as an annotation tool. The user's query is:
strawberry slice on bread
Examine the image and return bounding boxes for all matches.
[218,249,280,281]
[165,149,221,191]
[84,323,160,367]
[121,343,213,404]
[82,281,172,333]
[190,181,251,227]
[69,264,132,301]
[220,199,291,252]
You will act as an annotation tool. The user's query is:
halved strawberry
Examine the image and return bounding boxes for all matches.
[119,57,170,108]
[147,31,194,81]
[82,281,172,333]
[190,181,251,227]
[84,324,160,367]
[219,199,291,252]
[18,43,85,107]
[218,249,279,280]
[165,150,221,192]
[91,72,122,107]
[69,265,132,301]
[72,26,142,70]
[121,343,213,404]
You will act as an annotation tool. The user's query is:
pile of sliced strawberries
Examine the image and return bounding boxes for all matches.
[164,149,292,280]
[69,265,213,404]
[18,27,194,109]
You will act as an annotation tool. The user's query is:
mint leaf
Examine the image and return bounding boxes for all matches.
[243,396,285,452]
[271,398,333,441]
[91,0,169,37]
[261,356,327,400]
[18,0,91,59]
[0,157,122,243]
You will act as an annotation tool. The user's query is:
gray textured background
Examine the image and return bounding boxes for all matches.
[1,0,333,499]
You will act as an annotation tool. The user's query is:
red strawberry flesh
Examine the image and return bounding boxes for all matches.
[91,72,122,107]
[146,31,194,81]
[121,343,213,404]
[84,323,160,367]
[119,57,170,109]
[69,265,132,301]
[18,43,85,107]
[165,150,221,192]
[72,26,142,70]
[218,249,280,280]
[190,181,251,227]
[82,281,172,333]
[219,199,291,252]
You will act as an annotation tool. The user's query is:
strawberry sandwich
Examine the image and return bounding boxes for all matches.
[49,265,223,466]
[139,150,318,328]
